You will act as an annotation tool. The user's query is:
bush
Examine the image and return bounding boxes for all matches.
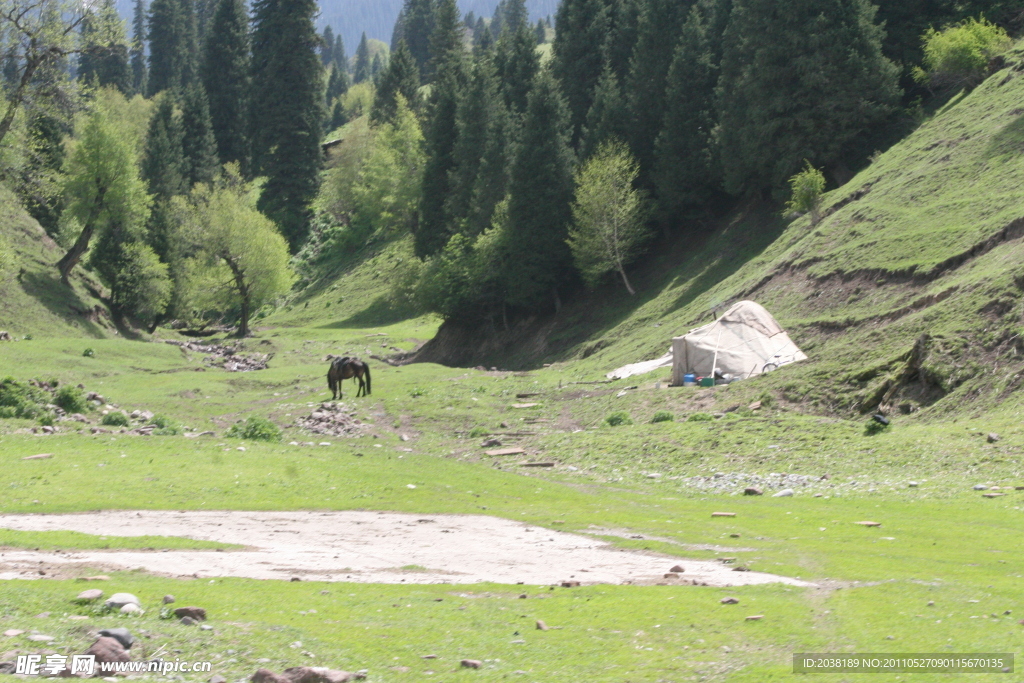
[54,385,89,414]
[865,416,891,436]
[101,412,130,427]
[687,412,714,422]
[150,414,180,436]
[38,413,54,427]
[82,348,95,357]
[784,161,826,225]
[227,416,282,442]
[111,242,172,327]
[757,391,775,408]
[0,378,47,419]
[651,411,674,424]
[914,17,1011,89]
[604,411,633,427]
[469,426,490,438]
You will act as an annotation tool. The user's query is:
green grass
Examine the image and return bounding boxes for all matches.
[0,529,240,552]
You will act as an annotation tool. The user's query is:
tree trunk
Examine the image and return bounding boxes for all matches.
[57,222,95,285]
[237,293,250,338]
[619,267,636,295]
[0,57,39,151]
[553,287,562,313]
[223,253,251,338]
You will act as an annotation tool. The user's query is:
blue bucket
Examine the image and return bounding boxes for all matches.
[683,374,696,386]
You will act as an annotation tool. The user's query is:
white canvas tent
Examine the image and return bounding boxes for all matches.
[671,301,806,385]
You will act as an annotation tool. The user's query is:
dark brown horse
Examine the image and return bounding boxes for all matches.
[327,356,372,399]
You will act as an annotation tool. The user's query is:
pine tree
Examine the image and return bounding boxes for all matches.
[181,84,219,186]
[326,65,349,106]
[250,0,324,249]
[535,19,547,44]
[148,0,198,95]
[391,9,406,52]
[403,0,435,79]
[605,0,640,82]
[371,53,385,80]
[79,0,132,94]
[552,0,611,145]
[580,62,628,160]
[202,0,250,168]
[415,0,468,257]
[466,97,511,238]
[334,35,345,70]
[322,25,335,65]
[625,0,689,179]
[142,97,186,201]
[353,32,372,83]
[493,0,539,114]
[131,0,149,95]
[716,0,900,194]
[501,69,576,311]
[371,40,420,127]
[653,5,719,222]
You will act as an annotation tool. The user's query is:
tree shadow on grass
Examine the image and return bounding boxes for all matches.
[319,295,420,329]
[18,269,110,338]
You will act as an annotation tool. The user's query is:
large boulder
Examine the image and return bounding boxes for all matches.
[87,636,132,665]
[98,628,135,650]
[104,593,140,610]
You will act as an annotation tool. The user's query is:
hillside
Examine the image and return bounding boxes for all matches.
[283,42,1024,424]
[0,186,116,340]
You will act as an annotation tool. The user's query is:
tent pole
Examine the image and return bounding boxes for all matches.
[710,328,724,378]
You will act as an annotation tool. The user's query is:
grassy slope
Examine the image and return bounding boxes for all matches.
[0,186,115,340]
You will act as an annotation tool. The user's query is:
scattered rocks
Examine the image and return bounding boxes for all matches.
[200,624,214,631]
[98,628,135,650]
[663,573,679,579]
[165,340,273,372]
[748,401,762,411]
[560,581,580,588]
[252,666,358,683]
[481,439,502,448]
[720,597,739,604]
[0,662,15,675]
[773,489,795,498]
[295,403,370,438]
[460,660,482,669]
[174,606,207,621]
[105,593,141,610]
[485,448,524,457]
[0,331,11,341]
[210,676,228,683]
[27,634,54,642]
[74,589,104,602]
[79,575,110,581]
[908,481,919,487]
[973,484,989,490]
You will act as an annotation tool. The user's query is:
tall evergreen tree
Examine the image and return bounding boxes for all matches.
[552,0,611,145]
[390,9,406,52]
[415,0,468,257]
[466,96,511,237]
[371,53,385,80]
[79,0,132,94]
[501,68,576,311]
[605,0,640,82]
[181,83,219,187]
[371,40,420,127]
[148,0,198,95]
[130,0,148,95]
[250,0,324,249]
[653,5,719,222]
[493,0,539,114]
[142,97,186,201]
[353,32,372,83]
[195,0,216,43]
[402,0,435,79]
[202,0,250,168]
[716,0,901,194]
[321,25,335,66]
[334,35,345,70]
[326,65,349,106]
[625,0,689,179]
[580,62,628,159]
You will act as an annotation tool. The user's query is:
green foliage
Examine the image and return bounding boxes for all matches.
[101,411,131,427]
[865,417,892,435]
[226,416,282,441]
[201,0,251,168]
[650,410,674,424]
[784,161,827,224]
[468,426,490,438]
[130,0,148,94]
[180,84,219,187]
[54,385,89,413]
[371,40,420,127]
[581,64,627,160]
[568,140,650,294]
[142,96,186,200]
[78,0,132,94]
[493,3,539,115]
[250,0,325,250]
[342,83,375,121]
[914,17,1011,89]
[82,348,94,357]
[716,0,901,194]
[604,410,633,426]
[401,0,434,79]
[552,0,611,143]
[111,242,172,326]
[147,0,199,96]
[416,226,504,320]
[353,32,373,84]
[0,378,49,420]
[149,414,180,435]
[686,412,714,422]
[0,231,11,275]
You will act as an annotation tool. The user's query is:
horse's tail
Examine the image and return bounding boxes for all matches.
[364,362,371,395]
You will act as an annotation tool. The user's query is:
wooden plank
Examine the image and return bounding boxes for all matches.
[711,512,736,518]
[485,448,526,457]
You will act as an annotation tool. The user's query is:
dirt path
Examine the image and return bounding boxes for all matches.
[0,510,811,587]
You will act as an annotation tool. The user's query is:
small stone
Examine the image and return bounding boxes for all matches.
[885,635,895,640]
[180,616,197,626]
[663,573,679,579]
[22,453,53,460]
[27,634,55,642]
[174,606,207,621]
[79,575,110,581]
[730,533,741,538]
[105,592,141,609]
[519,594,527,599]
[908,481,919,487]
[560,581,580,588]
[200,624,214,631]
[536,620,549,631]
[210,676,227,683]
[711,512,736,517]
[460,660,482,669]
[120,603,143,615]
[745,615,764,621]
[927,601,935,607]
[97,628,134,649]
[75,589,103,602]
[670,565,685,573]
[163,595,176,604]
[87,636,131,666]
[973,484,989,490]
[743,487,763,496]
[421,655,437,660]
[988,433,1000,443]
[748,401,762,410]
[720,597,739,604]
[400,434,410,442]
[3,629,24,637]
[855,521,882,527]
[773,489,795,497]
[290,577,302,582]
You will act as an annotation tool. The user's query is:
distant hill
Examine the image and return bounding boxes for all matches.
[116,1,559,59]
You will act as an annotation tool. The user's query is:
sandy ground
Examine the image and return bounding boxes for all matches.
[0,510,812,587]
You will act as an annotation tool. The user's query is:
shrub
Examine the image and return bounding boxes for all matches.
[865,416,891,436]
[111,242,172,327]
[101,412,130,427]
[150,414,180,436]
[914,17,1011,89]
[0,378,47,419]
[757,391,776,408]
[82,348,94,357]
[469,426,490,438]
[784,161,826,225]
[604,411,633,427]
[651,411,674,424]
[38,413,54,427]
[687,412,714,422]
[54,385,89,414]
[227,416,282,442]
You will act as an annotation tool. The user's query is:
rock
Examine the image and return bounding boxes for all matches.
[86,637,131,665]
[0,331,11,341]
[75,589,104,602]
[773,489,795,497]
[0,662,15,674]
[180,616,197,626]
[973,484,988,490]
[200,624,214,631]
[745,615,764,621]
[988,433,1000,443]
[663,573,679,579]
[27,634,54,642]
[720,597,739,604]
[105,593,140,609]
[210,676,228,683]
[536,620,549,631]
[983,492,1005,498]
[711,511,736,517]
[163,595,176,604]
[174,606,207,621]
[927,601,935,607]
[732,566,751,572]
[560,581,580,588]
[486,448,524,457]
[519,594,528,599]
[908,481,919,487]
[3,629,24,637]
[279,666,356,683]
[670,565,685,573]
[22,453,53,460]
[252,669,288,683]
[743,487,763,496]
[120,603,143,615]
[730,533,741,538]
[460,660,482,669]
[855,521,882,527]
[421,655,437,659]
[481,439,502,448]
[98,629,135,650]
